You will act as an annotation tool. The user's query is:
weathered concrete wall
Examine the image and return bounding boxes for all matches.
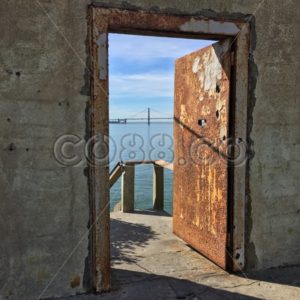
[0,0,299,299]
[0,1,90,299]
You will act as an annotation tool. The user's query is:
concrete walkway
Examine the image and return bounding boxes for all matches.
[57,210,300,300]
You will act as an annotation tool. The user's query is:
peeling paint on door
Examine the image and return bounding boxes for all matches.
[173,39,232,269]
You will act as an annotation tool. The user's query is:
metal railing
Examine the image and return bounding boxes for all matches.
[109,160,173,212]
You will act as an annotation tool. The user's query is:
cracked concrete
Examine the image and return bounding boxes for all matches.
[52,210,300,299]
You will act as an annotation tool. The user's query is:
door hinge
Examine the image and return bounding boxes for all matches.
[226,232,231,247]
[231,52,235,66]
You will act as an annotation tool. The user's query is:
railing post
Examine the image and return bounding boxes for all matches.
[121,164,135,212]
[153,164,164,210]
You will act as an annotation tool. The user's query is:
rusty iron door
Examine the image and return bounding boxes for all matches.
[173,40,233,269]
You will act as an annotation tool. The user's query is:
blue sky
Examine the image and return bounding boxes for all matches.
[109,34,215,119]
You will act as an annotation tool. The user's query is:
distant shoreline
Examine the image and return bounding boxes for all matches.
[110,121,173,124]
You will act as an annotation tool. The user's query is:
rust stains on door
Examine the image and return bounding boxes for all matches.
[173,40,232,269]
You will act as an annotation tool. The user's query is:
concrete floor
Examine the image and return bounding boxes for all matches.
[56,210,300,300]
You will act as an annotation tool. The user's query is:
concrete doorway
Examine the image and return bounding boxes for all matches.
[89,6,250,292]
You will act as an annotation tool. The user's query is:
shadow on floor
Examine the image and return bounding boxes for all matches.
[243,265,300,288]
[107,268,261,300]
[111,218,158,265]
[131,208,171,217]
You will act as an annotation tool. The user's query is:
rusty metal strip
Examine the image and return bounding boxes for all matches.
[93,7,245,39]
[89,6,110,292]
[231,24,250,271]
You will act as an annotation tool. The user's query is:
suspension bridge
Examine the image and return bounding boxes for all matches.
[109,108,173,124]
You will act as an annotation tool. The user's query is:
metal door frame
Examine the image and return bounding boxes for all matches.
[88,5,250,292]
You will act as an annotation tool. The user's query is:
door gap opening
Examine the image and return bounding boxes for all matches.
[108,33,229,279]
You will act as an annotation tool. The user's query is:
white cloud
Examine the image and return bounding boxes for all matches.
[109,34,215,61]
[110,72,174,99]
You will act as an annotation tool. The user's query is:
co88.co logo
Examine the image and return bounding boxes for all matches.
[149,133,173,162]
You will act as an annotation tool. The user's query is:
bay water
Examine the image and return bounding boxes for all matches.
[109,122,173,214]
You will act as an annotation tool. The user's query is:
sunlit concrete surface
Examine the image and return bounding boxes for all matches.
[54,210,300,300]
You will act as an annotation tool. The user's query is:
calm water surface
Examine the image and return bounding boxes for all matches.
[110,123,173,214]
